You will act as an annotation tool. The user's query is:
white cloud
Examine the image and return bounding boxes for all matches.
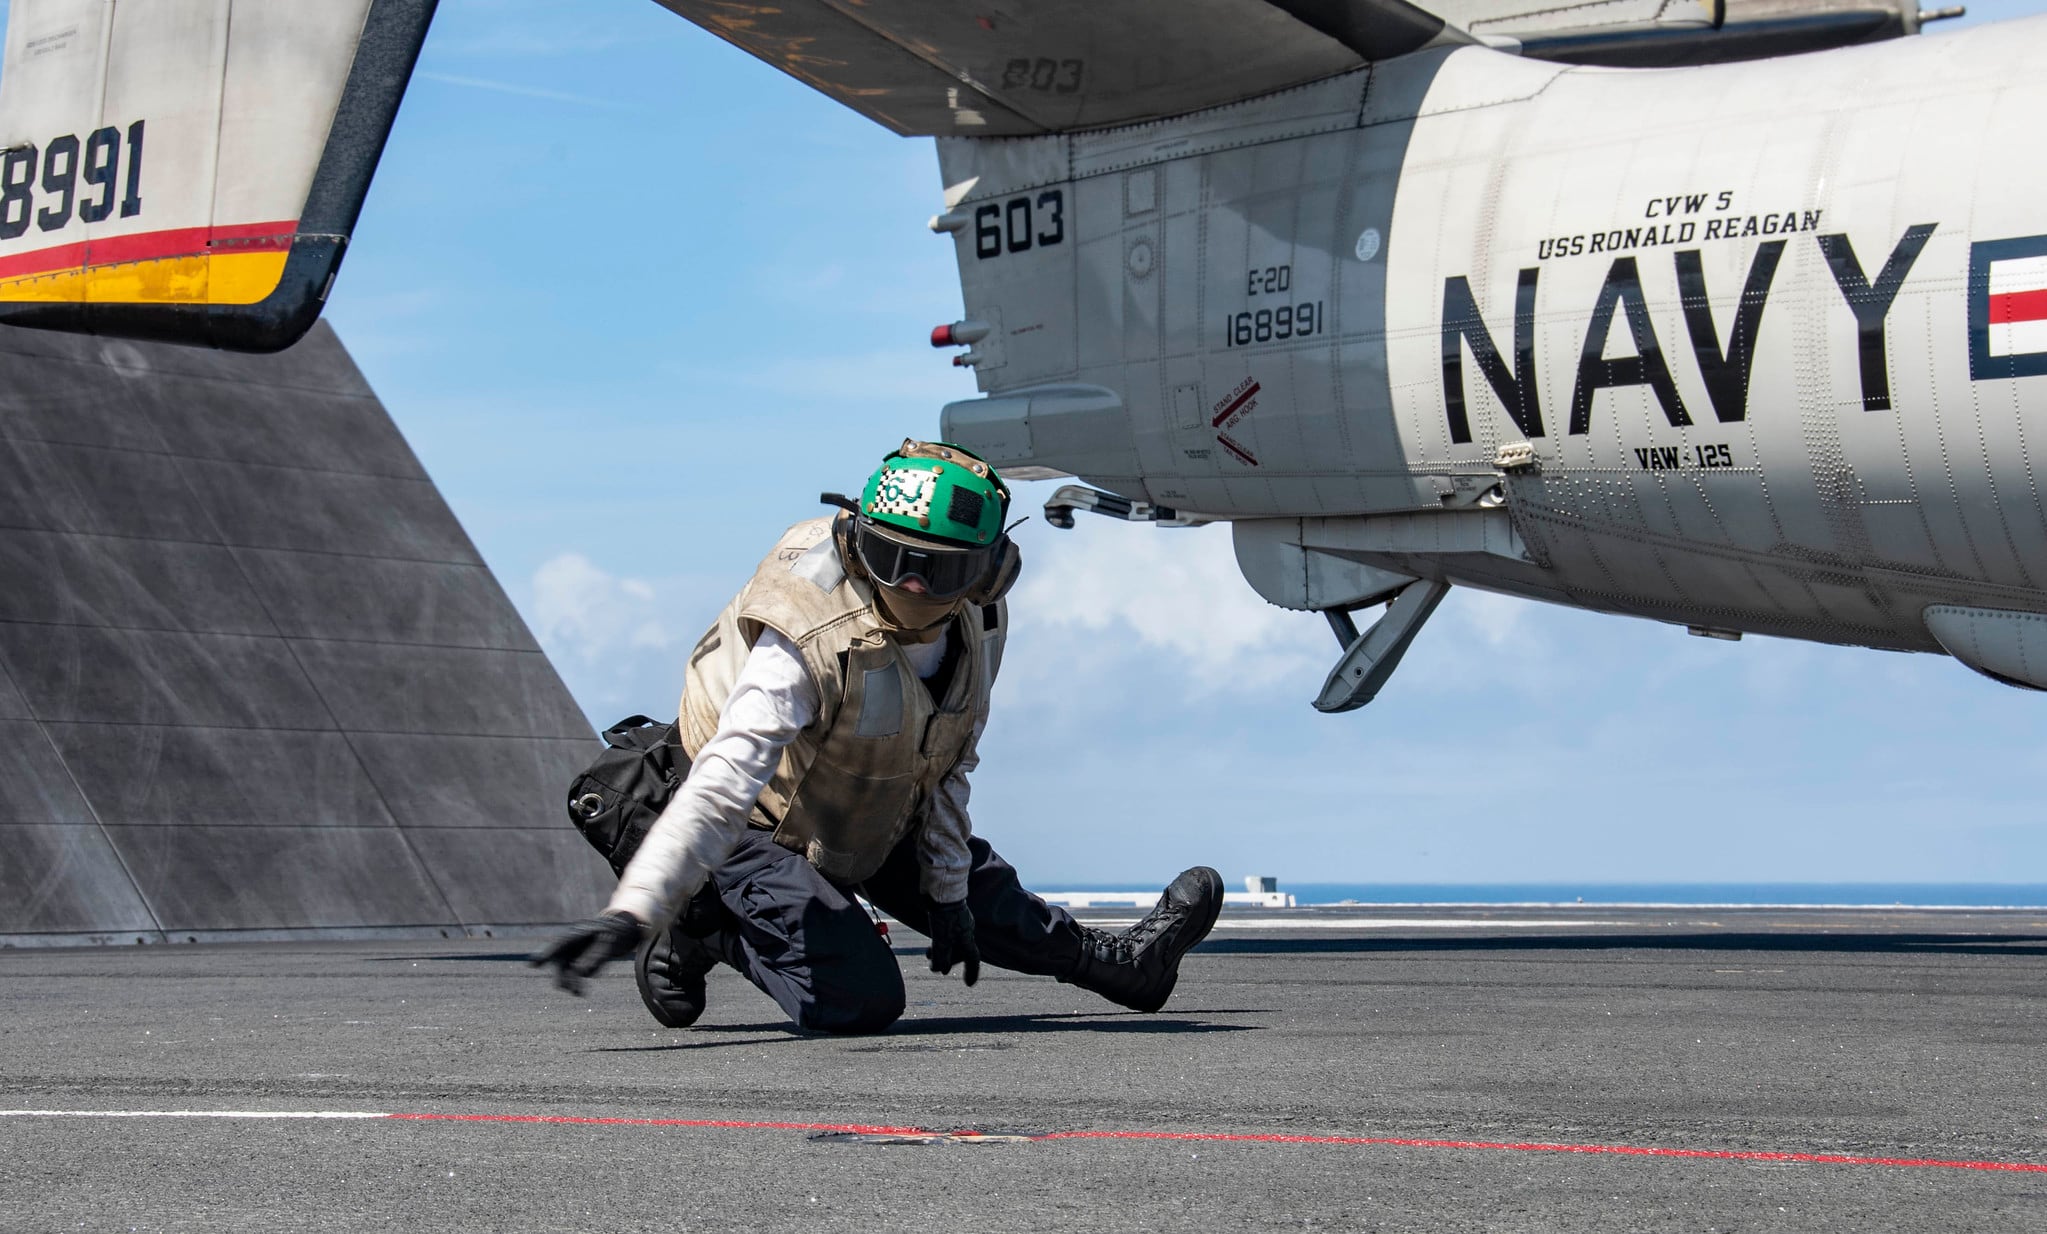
[530,552,677,667]
[989,511,1634,709]
[1395,585,1581,699]
[999,513,1581,705]
[524,553,706,725]
[715,348,980,407]
[433,28,636,58]
[1451,586,1530,648]
[1006,520,1329,700]
[417,71,629,109]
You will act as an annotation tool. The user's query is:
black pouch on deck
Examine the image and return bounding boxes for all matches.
[566,715,688,875]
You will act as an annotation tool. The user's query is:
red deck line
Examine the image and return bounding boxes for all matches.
[381,1112,2046,1173]
[1032,1128,2047,1174]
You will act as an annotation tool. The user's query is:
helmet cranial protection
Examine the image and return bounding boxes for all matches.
[861,440,1006,544]
[854,441,1011,602]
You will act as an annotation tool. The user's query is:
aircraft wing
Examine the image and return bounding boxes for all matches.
[0,0,434,352]
[652,0,1947,137]
[647,0,1466,137]
[1452,0,1948,66]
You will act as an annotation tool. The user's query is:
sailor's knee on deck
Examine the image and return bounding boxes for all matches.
[797,982,905,1034]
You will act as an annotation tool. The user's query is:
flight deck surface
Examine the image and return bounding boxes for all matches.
[3,906,2043,1232]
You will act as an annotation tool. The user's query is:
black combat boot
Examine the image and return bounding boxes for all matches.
[634,927,722,1028]
[1063,866,1225,1012]
[634,885,731,1029]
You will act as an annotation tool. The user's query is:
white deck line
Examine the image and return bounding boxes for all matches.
[1082,917,1628,930]
[1288,902,2047,911]
[0,1109,390,1119]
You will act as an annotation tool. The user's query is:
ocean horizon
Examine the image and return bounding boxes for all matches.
[1037,882,2047,907]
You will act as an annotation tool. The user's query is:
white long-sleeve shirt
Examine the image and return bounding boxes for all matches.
[606,626,980,928]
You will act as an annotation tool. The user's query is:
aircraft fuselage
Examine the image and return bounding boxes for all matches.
[939,18,2047,666]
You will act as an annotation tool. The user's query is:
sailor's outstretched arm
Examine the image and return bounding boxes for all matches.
[608,628,820,928]
[535,628,818,992]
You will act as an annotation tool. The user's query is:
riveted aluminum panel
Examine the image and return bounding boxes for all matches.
[1925,604,2047,690]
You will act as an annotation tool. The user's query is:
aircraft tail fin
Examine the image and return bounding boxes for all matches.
[0,0,436,353]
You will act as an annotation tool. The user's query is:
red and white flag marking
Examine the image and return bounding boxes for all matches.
[1986,253,2047,359]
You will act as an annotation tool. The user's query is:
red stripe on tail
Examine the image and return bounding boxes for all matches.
[0,220,297,281]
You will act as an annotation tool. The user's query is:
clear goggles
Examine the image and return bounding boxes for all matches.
[853,517,993,601]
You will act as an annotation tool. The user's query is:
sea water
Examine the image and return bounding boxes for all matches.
[1040,882,2047,907]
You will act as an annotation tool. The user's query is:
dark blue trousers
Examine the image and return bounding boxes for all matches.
[700,829,1086,1034]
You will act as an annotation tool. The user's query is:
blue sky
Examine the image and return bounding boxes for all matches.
[120,1,2047,886]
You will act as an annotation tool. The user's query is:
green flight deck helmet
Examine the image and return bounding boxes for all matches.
[862,441,1007,544]
[850,440,1017,603]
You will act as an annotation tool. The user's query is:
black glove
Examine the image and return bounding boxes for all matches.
[925,899,980,987]
[529,910,644,995]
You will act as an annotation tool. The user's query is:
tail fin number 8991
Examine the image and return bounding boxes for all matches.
[0,121,145,242]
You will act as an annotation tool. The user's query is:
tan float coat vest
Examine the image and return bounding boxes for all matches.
[679,517,1004,883]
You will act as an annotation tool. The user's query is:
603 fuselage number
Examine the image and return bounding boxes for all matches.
[974,189,1065,260]
[1,120,145,242]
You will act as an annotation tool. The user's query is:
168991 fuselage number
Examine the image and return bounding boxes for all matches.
[1224,300,1324,347]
